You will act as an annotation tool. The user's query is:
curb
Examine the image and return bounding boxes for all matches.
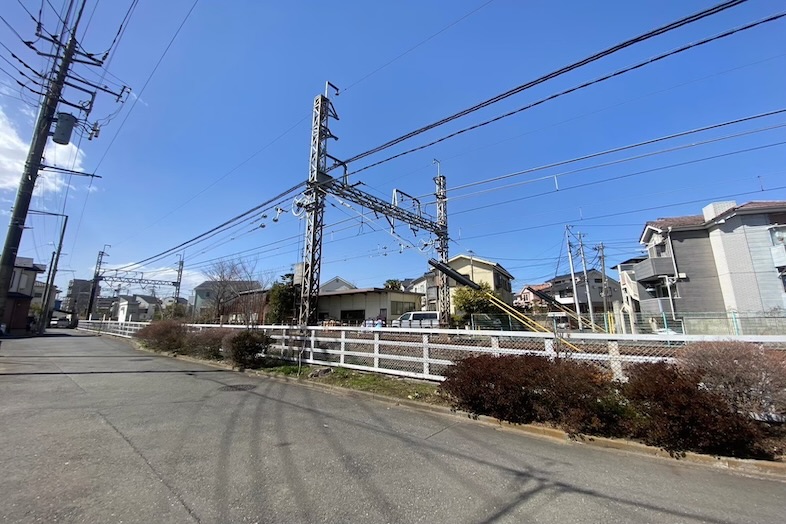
[127,339,786,479]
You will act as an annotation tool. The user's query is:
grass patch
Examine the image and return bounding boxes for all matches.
[252,359,446,405]
[315,367,447,405]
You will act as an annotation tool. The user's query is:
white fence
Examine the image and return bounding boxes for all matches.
[76,320,786,382]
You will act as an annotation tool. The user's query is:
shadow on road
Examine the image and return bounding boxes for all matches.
[0,369,231,376]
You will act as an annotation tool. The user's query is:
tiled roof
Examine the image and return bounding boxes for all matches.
[733,201,786,211]
[645,215,704,230]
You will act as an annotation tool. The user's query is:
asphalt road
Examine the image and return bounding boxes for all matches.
[0,331,783,523]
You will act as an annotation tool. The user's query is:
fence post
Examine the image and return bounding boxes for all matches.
[608,340,625,382]
[340,330,346,365]
[373,332,380,369]
[491,335,500,356]
[310,329,316,360]
[422,333,430,376]
[544,337,556,360]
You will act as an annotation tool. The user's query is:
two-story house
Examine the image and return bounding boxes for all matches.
[2,257,47,332]
[191,280,261,322]
[547,269,622,314]
[405,254,515,315]
[619,200,786,334]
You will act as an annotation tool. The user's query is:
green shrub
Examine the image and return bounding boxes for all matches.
[134,320,186,352]
[181,329,233,360]
[623,362,767,458]
[222,330,270,368]
[440,355,626,435]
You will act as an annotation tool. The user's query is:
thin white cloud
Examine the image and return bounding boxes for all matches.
[0,106,28,191]
[0,106,86,196]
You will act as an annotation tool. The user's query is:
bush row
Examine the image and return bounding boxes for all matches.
[440,342,786,459]
[134,320,270,368]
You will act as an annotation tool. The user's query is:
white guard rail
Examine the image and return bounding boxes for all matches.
[77,320,786,382]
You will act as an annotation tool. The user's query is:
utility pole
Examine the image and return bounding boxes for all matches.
[0,2,85,330]
[39,215,68,334]
[597,243,610,331]
[566,227,583,332]
[174,255,184,300]
[434,163,450,327]
[86,247,109,320]
[577,231,596,328]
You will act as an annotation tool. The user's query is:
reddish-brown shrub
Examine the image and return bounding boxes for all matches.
[677,341,786,417]
[182,328,234,360]
[440,355,627,436]
[623,362,767,458]
[134,320,186,352]
[222,330,270,368]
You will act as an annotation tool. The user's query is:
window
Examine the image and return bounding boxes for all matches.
[654,243,668,257]
[594,278,602,283]
[390,301,415,316]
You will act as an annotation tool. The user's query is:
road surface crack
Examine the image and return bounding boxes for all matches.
[97,411,202,523]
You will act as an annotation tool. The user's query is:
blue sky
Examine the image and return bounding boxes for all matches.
[1,0,784,299]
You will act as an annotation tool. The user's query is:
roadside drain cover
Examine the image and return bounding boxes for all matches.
[129,358,152,361]
[218,384,257,392]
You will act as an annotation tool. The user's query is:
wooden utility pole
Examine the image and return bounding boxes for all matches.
[0,2,85,330]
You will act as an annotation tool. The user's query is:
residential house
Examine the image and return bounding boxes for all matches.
[31,281,47,309]
[447,254,515,313]
[225,288,268,325]
[619,200,786,334]
[62,278,96,317]
[405,254,515,315]
[116,294,161,322]
[405,272,435,310]
[2,257,47,332]
[191,280,261,322]
[514,283,553,310]
[547,269,622,314]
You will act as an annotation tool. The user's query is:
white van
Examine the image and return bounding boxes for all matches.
[391,311,440,328]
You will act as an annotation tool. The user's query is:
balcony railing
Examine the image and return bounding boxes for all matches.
[632,257,674,282]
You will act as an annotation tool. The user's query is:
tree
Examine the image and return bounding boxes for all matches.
[201,259,262,323]
[266,273,296,325]
[384,279,403,291]
[453,282,499,321]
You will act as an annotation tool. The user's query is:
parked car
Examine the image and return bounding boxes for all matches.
[391,311,439,328]
[50,317,69,328]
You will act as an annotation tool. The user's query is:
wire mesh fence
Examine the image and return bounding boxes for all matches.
[78,320,786,382]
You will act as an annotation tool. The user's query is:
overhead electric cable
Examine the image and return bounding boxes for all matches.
[339,0,749,167]
[348,11,785,176]
[444,122,786,203]
[91,0,199,173]
[113,181,305,271]
[447,109,786,194]
[462,183,786,241]
[452,141,786,216]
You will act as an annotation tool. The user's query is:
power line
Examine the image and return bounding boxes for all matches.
[444,122,786,204]
[91,0,199,173]
[446,109,786,195]
[69,0,199,263]
[342,0,496,93]
[112,182,305,272]
[462,182,786,241]
[347,11,785,176]
[338,0,749,168]
[451,141,786,217]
